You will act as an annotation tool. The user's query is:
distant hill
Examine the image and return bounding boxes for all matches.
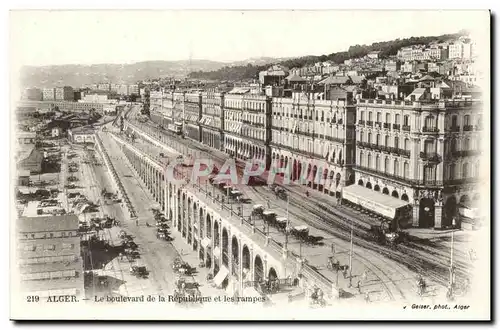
[20,60,227,88]
[188,31,467,81]
[19,57,286,88]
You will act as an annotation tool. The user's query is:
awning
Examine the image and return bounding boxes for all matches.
[201,237,211,248]
[213,265,229,287]
[276,217,288,224]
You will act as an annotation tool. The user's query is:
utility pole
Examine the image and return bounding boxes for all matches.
[348,220,353,288]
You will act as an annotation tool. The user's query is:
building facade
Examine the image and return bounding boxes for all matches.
[22,88,43,101]
[354,98,482,228]
[270,94,356,195]
[55,86,74,101]
[200,92,224,150]
[16,215,83,298]
[42,88,56,101]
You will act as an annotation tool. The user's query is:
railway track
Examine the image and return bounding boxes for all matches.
[125,114,471,288]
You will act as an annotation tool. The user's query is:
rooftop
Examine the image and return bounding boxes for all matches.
[18,214,79,233]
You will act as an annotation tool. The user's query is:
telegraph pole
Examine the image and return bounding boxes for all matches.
[348,220,353,288]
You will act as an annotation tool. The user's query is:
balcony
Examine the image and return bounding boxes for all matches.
[463,125,474,131]
[400,149,411,158]
[358,120,365,125]
[392,124,401,130]
[338,119,343,125]
[383,123,390,129]
[419,152,442,163]
[375,121,382,127]
[370,143,380,150]
[402,125,411,132]
[449,126,460,132]
[422,126,440,133]
[325,135,344,143]
[354,165,444,187]
[366,120,374,127]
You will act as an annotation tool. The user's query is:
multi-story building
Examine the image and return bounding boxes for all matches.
[271,92,356,196]
[22,88,43,101]
[223,93,270,165]
[42,88,55,101]
[55,86,74,101]
[118,84,129,95]
[200,92,224,150]
[128,84,139,95]
[184,92,202,141]
[448,37,475,60]
[110,84,120,93]
[354,97,482,229]
[16,215,84,299]
[97,83,111,91]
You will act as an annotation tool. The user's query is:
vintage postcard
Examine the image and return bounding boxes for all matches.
[9,10,491,320]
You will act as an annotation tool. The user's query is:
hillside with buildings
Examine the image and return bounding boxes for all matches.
[188,31,467,81]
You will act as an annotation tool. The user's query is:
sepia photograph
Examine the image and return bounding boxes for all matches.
[8,9,491,321]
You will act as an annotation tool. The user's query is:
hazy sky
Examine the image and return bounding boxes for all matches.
[10,10,488,66]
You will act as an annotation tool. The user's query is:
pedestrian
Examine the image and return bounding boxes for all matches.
[357,280,361,293]
[267,201,271,209]
[364,292,370,303]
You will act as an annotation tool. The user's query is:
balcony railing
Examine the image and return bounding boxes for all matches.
[402,125,411,132]
[383,123,390,129]
[463,125,474,131]
[375,121,382,127]
[422,126,440,133]
[419,152,442,162]
[358,120,365,125]
[449,126,460,132]
[392,124,401,130]
[366,120,374,127]
[400,149,411,158]
[324,135,344,143]
[354,165,444,187]
[451,150,481,157]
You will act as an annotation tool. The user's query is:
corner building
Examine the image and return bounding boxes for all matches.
[355,98,483,228]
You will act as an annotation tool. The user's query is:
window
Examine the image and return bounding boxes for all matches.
[404,138,409,150]
[451,115,458,127]
[393,160,399,176]
[451,139,457,152]
[465,138,471,150]
[24,245,36,251]
[31,234,35,239]
[49,233,54,238]
[385,113,391,123]
[359,152,363,167]
[464,115,470,126]
[377,112,381,122]
[44,245,56,251]
[394,137,399,149]
[449,164,456,180]
[376,134,380,145]
[404,115,409,126]
[462,163,469,178]
[384,157,389,173]
[403,162,409,178]
[425,115,434,128]
[385,135,389,147]
[424,140,434,153]
[376,156,380,171]
[360,111,365,121]
[367,154,372,168]
[395,114,400,125]
[367,132,372,144]
[368,112,373,121]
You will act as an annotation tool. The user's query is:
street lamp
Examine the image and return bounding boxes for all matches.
[450,217,457,288]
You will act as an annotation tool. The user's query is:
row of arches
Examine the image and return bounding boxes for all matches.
[357,179,409,201]
[202,129,221,150]
[122,142,282,289]
[225,136,265,160]
[271,152,343,195]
